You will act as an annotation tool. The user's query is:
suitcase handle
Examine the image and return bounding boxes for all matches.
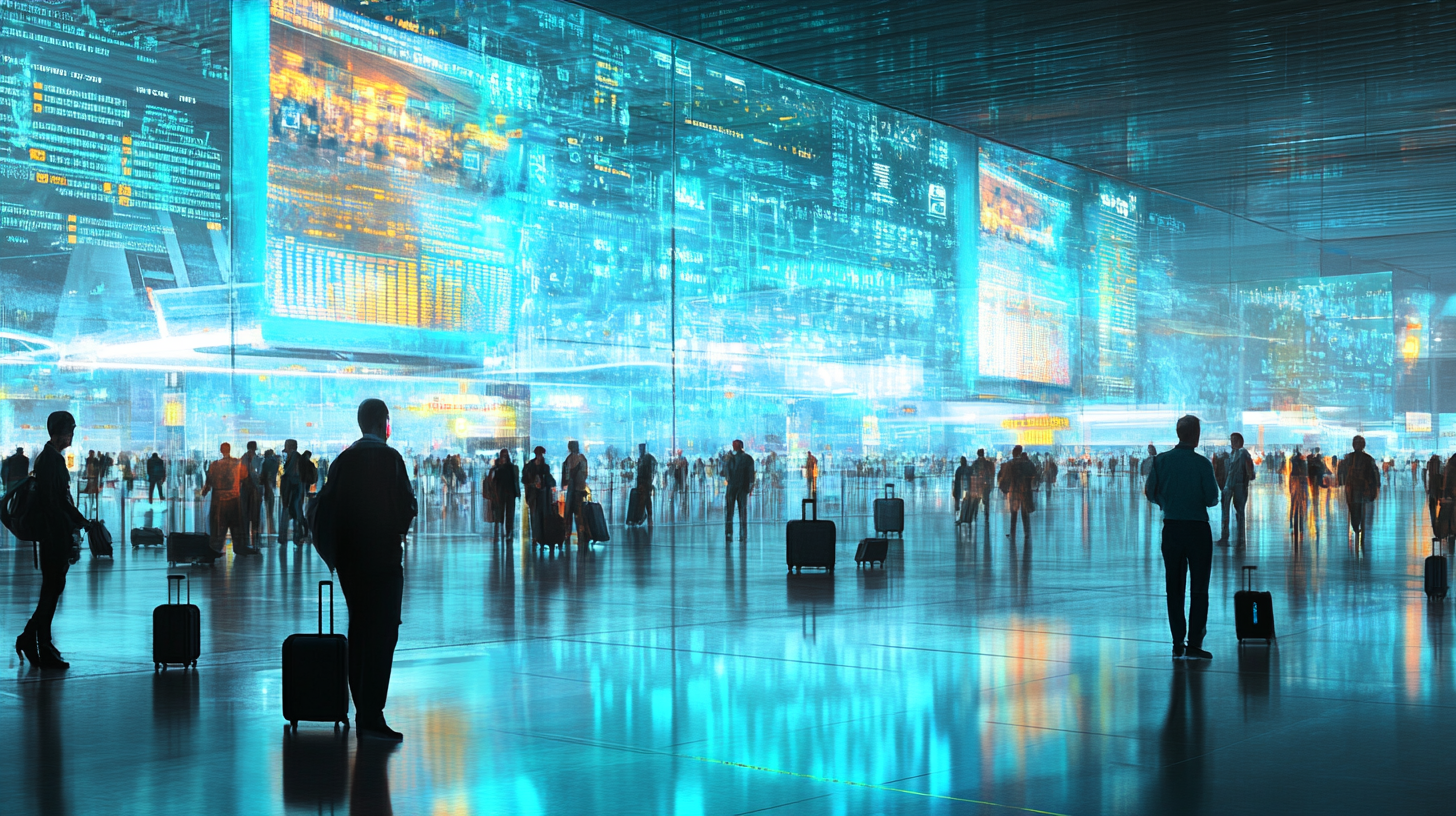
[1242,564,1256,592]
[801,498,816,520]
[318,580,334,635]
[169,573,189,605]
[884,483,895,498]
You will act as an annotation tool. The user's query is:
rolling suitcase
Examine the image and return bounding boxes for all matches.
[536,501,567,549]
[1424,538,1448,600]
[88,519,114,558]
[153,574,200,670]
[282,580,350,730]
[1233,565,1276,642]
[132,526,164,547]
[786,498,836,574]
[873,483,905,537]
[855,537,889,567]
[168,532,217,566]
[583,500,610,544]
[626,487,647,526]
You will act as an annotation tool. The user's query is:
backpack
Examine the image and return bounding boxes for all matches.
[1,475,40,541]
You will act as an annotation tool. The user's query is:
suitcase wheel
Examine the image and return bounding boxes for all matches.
[291,720,298,731]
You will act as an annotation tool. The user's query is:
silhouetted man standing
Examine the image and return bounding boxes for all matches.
[146,452,166,502]
[1340,435,1380,538]
[635,443,658,529]
[202,442,258,556]
[279,439,304,545]
[2,446,28,492]
[997,445,1037,542]
[240,441,262,548]
[724,440,754,542]
[562,440,589,543]
[313,399,417,741]
[1218,432,1254,545]
[1144,415,1220,661]
[805,450,819,499]
[1425,453,1443,531]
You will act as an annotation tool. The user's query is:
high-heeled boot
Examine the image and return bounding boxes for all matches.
[33,627,68,669]
[14,626,39,665]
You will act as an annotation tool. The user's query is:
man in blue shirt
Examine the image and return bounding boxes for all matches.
[1144,415,1221,660]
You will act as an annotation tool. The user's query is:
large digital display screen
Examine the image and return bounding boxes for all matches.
[0,0,1434,458]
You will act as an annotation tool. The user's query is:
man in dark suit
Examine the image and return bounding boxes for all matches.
[997,445,1037,542]
[723,440,754,542]
[313,399,417,741]
[1340,435,1380,539]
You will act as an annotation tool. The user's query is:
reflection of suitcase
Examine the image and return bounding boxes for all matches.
[153,574,200,670]
[873,483,904,537]
[855,537,889,567]
[168,532,217,566]
[583,501,610,544]
[626,487,647,526]
[1234,566,1276,642]
[282,581,350,730]
[786,499,835,574]
[132,526,164,547]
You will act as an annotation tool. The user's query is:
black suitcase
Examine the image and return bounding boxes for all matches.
[855,537,889,567]
[1234,565,1276,642]
[873,483,905,536]
[132,526,164,547]
[153,574,200,670]
[1425,538,1448,600]
[786,498,835,574]
[283,580,350,730]
[168,531,218,566]
[88,519,113,558]
[535,499,566,548]
[626,487,647,525]
[583,500,610,544]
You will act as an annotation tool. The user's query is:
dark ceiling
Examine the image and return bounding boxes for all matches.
[580,0,1456,286]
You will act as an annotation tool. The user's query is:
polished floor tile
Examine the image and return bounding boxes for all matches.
[3,475,1454,814]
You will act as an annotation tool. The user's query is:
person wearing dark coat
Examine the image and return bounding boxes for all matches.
[521,446,554,541]
[1339,436,1380,538]
[15,411,96,668]
[952,456,972,514]
[491,449,520,540]
[997,445,1037,541]
[146,452,166,501]
[1425,453,1444,531]
[311,399,417,741]
[723,440,755,542]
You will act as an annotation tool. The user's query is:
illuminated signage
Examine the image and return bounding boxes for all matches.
[1001,416,1070,431]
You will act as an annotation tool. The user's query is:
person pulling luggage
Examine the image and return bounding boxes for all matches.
[635,443,658,529]
[310,399,417,741]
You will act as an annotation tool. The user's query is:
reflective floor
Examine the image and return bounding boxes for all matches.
[3,475,1453,815]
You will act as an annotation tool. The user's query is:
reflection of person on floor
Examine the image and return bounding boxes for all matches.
[1144,415,1219,661]
[351,738,399,815]
[202,442,258,556]
[723,440,754,542]
[997,445,1037,542]
[1218,433,1254,545]
[314,398,417,742]
[1154,664,1206,812]
[1339,436,1380,538]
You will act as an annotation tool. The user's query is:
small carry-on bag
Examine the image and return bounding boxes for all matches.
[626,487,648,526]
[1234,565,1276,642]
[1425,538,1448,600]
[87,519,113,558]
[132,526,164,547]
[536,498,567,548]
[584,500,611,544]
[855,537,889,567]
[283,580,350,731]
[786,498,836,574]
[153,574,200,670]
[167,532,216,566]
[873,483,905,536]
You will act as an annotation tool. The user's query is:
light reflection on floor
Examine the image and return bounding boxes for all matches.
[2,476,1453,814]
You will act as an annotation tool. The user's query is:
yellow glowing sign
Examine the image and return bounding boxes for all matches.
[163,399,185,427]
[1001,416,1070,431]
[1017,430,1055,446]
[1402,335,1421,361]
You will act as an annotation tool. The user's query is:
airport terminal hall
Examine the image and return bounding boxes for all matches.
[3,0,1456,813]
